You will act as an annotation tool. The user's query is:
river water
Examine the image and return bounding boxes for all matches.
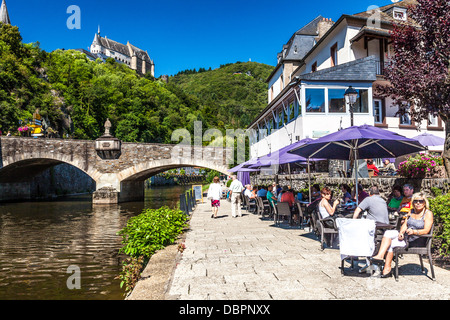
[0,185,192,300]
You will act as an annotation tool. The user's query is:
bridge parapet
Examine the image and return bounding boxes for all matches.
[0,137,232,204]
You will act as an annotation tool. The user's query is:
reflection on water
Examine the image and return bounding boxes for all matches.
[0,185,191,300]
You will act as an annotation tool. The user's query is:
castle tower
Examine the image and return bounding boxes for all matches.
[0,0,11,25]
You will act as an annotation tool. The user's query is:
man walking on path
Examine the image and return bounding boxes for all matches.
[229,175,244,218]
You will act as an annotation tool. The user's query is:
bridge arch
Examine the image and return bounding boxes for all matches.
[117,158,231,182]
[94,158,232,204]
[0,157,101,184]
[0,158,98,202]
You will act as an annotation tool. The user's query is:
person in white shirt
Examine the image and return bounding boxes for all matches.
[207,176,223,219]
[244,185,255,199]
[229,175,244,218]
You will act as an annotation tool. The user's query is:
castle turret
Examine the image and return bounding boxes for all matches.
[0,0,11,25]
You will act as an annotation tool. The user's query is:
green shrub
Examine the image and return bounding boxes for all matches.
[431,187,443,197]
[118,206,189,258]
[429,193,450,257]
[116,256,145,294]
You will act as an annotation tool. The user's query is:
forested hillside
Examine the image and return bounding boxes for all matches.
[0,23,274,144]
[169,62,273,130]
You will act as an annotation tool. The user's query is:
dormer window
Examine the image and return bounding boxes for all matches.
[393,7,407,21]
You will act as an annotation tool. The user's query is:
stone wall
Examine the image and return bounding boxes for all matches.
[0,163,95,202]
[252,174,450,200]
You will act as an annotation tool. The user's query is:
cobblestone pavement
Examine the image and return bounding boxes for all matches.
[167,200,450,300]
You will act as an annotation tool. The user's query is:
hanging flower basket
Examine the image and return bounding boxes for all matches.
[398,154,444,179]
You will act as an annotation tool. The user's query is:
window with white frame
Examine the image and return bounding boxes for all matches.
[428,114,439,127]
[400,112,411,125]
[306,88,325,113]
[328,89,346,113]
[393,7,407,21]
[373,99,383,123]
[354,89,369,113]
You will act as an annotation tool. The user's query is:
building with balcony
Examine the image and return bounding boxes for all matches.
[248,0,445,160]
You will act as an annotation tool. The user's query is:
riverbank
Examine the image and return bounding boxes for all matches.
[125,241,184,300]
[129,199,450,300]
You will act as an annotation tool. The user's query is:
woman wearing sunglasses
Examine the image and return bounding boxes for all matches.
[371,192,434,278]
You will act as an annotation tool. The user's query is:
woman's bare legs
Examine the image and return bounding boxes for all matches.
[383,252,394,274]
[372,236,392,260]
[372,236,394,275]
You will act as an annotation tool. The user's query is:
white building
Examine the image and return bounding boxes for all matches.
[248,0,445,159]
[88,27,155,77]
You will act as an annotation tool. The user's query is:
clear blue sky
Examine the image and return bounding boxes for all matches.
[8,0,395,77]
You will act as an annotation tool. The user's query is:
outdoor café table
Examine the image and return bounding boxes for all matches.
[375,221,395,231]
[336,204,355,219]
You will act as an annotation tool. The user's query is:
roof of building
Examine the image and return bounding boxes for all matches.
[295,15,324,36]
[350,26,392,43]
[298,55,378,82]
[74,48,100,61]
[92,32,153,63]
[353,0,419,27]
[266,16,325,82]
[0,0,11,25]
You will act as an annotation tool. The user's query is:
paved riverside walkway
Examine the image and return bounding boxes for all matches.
[166,200,450,300]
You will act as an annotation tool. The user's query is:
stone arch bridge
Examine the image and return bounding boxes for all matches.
[0,137,232,204]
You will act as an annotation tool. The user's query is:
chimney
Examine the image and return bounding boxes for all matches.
[316,17,334,40]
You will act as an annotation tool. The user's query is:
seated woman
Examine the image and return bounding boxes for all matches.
[387,185,403,211]
[340,184,352,203]
[371,192,434,278]
[311,184,321,201]
[318,187,340,227]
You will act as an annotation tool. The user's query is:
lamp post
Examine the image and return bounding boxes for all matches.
[344,86,358,127]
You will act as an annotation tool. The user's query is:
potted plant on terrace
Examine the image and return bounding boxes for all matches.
[398,154,446,179]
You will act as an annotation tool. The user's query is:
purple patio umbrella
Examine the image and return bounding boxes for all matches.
[237,171,251,186]
[247,138,316,168]
[289,125,426,204]
[290,125,425,160]
[412,132,445,147]
[229,161,259,173]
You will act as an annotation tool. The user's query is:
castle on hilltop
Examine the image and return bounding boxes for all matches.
[87,27,155,77]
[1,0,155,77]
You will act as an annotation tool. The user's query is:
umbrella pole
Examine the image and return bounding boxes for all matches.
[308,159,312,204]
[354,148,359,206]
[288,163,292,186]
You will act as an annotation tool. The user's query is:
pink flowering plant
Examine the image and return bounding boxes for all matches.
[397,154,444,178]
